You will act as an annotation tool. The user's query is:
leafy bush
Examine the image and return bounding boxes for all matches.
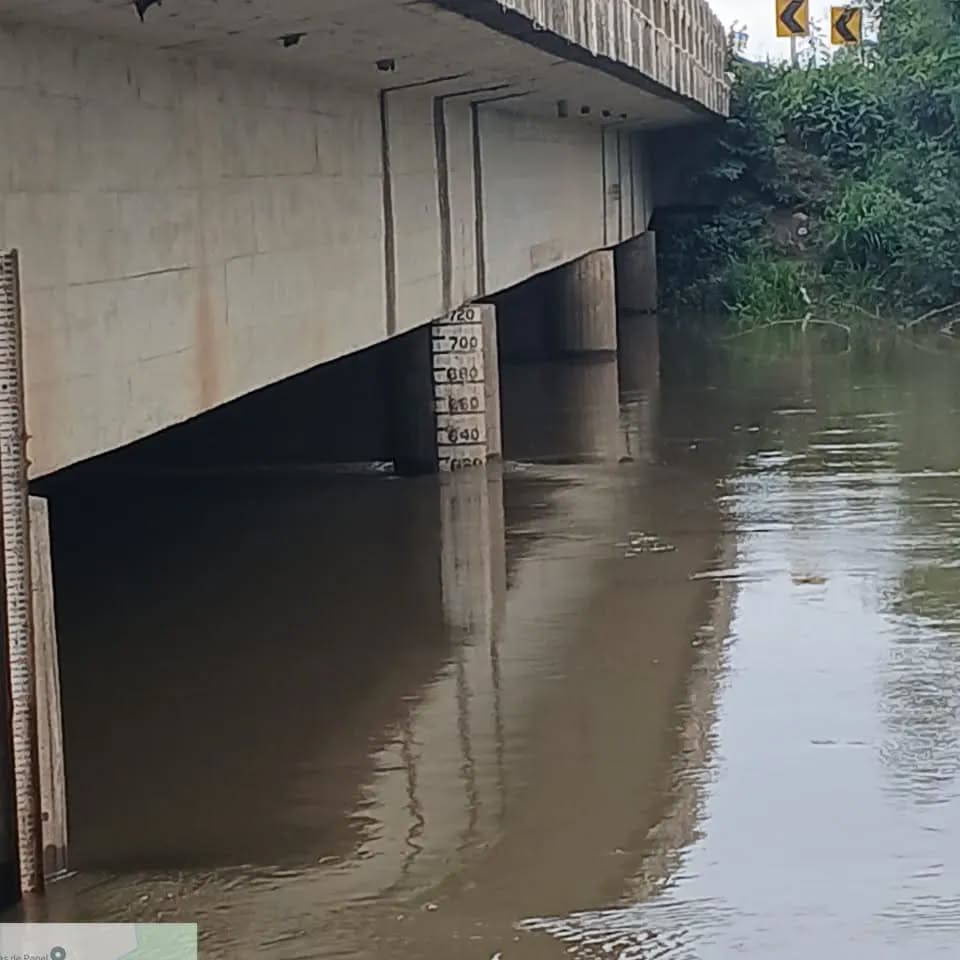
[658,0,960,323]
[728,251,812,323]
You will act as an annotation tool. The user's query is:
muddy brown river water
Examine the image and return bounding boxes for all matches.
[13,322,960,958]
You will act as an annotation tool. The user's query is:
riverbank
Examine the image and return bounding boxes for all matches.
[657,0,960,329]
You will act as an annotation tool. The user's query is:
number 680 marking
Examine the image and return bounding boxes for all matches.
[446,366,480,382]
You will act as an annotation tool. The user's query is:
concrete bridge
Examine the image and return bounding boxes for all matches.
[0,0,727,478]
[0,0,729,901]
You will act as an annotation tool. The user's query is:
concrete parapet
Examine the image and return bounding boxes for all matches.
[480,0,730,115]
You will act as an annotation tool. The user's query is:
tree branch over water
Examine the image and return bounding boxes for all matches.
[720,316,852,343]
[906,302,960,329]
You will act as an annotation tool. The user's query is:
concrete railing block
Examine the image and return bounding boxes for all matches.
[497,0,730,116]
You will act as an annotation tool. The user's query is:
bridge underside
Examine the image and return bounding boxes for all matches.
[1,0,719,124]
[0,0,725,477]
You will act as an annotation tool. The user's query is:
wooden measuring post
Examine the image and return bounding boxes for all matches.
[0,499,15,903]
[30,497,67,880]
[0,250,43,895]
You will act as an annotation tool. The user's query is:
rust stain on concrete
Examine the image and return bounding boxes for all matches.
[193,262,221,412]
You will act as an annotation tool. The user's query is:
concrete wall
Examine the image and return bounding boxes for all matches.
[0,24,386,476]
[479,109,605,295]
[0,22,655,478]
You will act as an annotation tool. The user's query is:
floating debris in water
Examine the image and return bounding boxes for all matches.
[792,573,827,586]
[691,567,768,581]
[620,532,676,557]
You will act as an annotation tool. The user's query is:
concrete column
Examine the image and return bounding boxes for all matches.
[481,309,503,461]
[552,250,618,355]
[615,231,658,314]
[388,325,438,476]
[491,275,550,364]
[390,304,501,475]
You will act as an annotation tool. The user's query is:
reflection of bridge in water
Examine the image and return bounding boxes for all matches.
[25,317,740,956]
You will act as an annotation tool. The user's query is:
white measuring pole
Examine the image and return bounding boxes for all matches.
[0,250,43,895]
[432,305,492,473]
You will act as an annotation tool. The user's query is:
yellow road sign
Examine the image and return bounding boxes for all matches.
[777,0,809,37]
[831,6,863,44]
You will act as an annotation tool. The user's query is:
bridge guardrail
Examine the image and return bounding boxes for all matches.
[504,0,730,115]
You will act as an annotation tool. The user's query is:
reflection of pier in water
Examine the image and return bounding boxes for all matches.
[623,532,737,901]
[34,317,740,957]
[515,537,738,959]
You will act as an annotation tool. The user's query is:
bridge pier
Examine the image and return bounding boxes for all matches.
[390,305,502,476]
[615,232,658,315]
[491,277,551,363]
[552,250,618,355]
[496,251,619,363]
[388,327,438,476]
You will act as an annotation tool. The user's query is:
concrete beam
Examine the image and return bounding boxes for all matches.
[435,0,730,116]
[0,1,729,119]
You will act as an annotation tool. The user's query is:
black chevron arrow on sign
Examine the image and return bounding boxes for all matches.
[835,8,858,43]
[780,0,806,35]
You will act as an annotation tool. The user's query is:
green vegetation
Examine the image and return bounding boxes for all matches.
[658,0,960,327]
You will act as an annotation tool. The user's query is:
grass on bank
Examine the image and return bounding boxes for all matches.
[657,0,960,335]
